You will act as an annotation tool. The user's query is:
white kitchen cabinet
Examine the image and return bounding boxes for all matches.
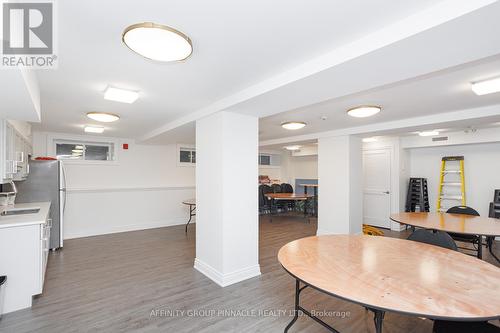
[1,121,15,182]
[0,119,32,183]
[0,202,51,313]
[39,218,51,290]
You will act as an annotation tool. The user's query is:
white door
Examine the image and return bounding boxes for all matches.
[363,149,391,229]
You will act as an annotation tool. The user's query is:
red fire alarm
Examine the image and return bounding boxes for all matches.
[123,143,129,150]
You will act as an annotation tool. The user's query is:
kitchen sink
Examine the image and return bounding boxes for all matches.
[1,208,40,216]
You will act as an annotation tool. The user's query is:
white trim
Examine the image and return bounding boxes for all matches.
[258,165,281,170]
[66,186,195,194]
[64,217,190,240]
[194,258,261,287]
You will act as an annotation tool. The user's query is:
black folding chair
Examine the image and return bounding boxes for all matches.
[407,230,498,333]
[446,206,483,259]
[280,183,295,211]
[487,190,500,263]
[407,229,457,251]
[259,185,273,214]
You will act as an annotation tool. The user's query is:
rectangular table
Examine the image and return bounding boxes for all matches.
[265,193,314,222]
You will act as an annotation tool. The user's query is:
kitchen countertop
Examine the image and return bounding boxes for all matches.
[0,202,51,229]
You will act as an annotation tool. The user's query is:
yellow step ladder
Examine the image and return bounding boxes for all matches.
[437,156,466,212]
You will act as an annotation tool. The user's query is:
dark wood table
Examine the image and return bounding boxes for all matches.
[278,235,500,333]
[300,184,318,217]
[390,212,500,261]
[182,199,196,233]
[265,193,314,222]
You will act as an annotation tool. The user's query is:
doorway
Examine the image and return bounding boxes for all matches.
[363,148,392,229]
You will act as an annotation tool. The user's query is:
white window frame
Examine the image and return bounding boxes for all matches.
[177,144,195,167]
[47,133,120,165]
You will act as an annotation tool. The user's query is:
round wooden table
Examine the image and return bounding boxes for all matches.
[390,212,500,261]
[278,235,500,333]
[182,199,196,233]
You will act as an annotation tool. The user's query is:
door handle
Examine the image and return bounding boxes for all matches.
[383,191,390,194]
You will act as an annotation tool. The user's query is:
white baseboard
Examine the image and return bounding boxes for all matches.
[194,258,261,287]
[317,228,364,235]
[64,217,192,239]
[316,228,335,235]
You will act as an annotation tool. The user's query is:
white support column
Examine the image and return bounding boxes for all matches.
[317,135,363,235]
[194,111,261,287]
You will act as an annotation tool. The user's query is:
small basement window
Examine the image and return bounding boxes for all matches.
[259,153,281,166]
[55,140,114,161]
[259,154,271,166]
[179,146,196,165]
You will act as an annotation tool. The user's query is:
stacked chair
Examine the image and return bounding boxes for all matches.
[405,178,430,212]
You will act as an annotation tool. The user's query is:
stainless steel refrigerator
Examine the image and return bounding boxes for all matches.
[15,160,66,250]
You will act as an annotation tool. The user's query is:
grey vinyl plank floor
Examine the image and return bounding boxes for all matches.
[0,214,498,333]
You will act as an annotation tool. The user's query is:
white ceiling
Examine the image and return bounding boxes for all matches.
[33,0,445,138]
[259,55,500,141]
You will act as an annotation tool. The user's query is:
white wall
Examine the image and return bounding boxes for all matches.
[32,131,195,239]
[408,142,500,216]
[286,155,318,184]
[257,149,318,185]
[278,152,318,186]
[258,166,282,181]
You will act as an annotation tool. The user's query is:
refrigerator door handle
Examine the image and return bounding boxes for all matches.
[60,162,67,189]
[59,188,65,248]
[63,188,67,213]
[60,162,67,213]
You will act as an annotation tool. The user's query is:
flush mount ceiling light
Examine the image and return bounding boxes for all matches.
[471,77,500,96]
[87,112,120,123]
[362,137,378,143]
[104,86,139,104]
[84,126,104,134]
[347,105,381,118]
[284,145,302,151]
[418,130,439,137]
[122,22,193,62]
[281,121,306,130]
